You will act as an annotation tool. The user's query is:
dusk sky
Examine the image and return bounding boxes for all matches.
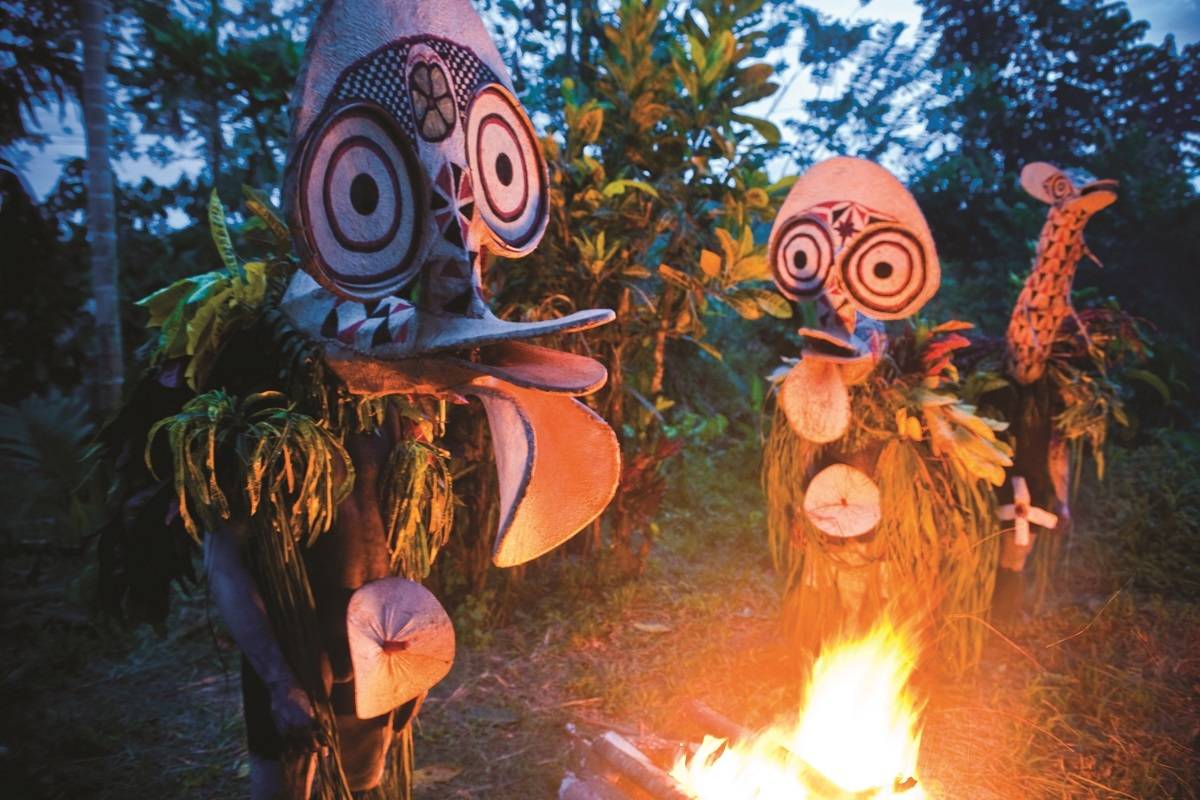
[12,0,1199,200]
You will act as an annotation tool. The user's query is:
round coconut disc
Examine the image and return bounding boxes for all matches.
[347,577,455,720]
[780,358,850,444]
[802,463,882,538]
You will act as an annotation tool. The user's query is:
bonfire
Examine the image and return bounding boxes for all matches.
[672,617,924,799]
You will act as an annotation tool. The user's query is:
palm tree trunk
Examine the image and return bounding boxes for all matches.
[206,0,222,185]
[81,0,124,417]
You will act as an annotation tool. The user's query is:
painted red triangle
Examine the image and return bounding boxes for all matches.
[436,163,453,197]
[337,318,366,345]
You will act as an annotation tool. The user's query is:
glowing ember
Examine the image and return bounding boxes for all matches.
[672,617,925,799]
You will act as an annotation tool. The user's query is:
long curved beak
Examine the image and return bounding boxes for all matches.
[1076,179,1118,214]
[324,340,621,567]
[471,378,620,567]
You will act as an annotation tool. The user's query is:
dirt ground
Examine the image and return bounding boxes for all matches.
[2,477,1197,799]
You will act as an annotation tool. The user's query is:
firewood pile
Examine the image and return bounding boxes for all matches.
[559,701,920,800]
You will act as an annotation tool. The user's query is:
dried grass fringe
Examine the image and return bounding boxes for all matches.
[763,396,1000,674]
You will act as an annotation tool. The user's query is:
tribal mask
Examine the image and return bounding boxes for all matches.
[769,157,940,443]
[1005,162,1118,385]
[280,0,620,567]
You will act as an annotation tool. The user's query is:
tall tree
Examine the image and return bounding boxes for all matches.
[913,0,1200,348]
[81,0,124,416]
[775,5,942,176]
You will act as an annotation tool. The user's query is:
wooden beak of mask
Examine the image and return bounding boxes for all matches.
[768,157,940,443]
[1021,162,1118,217]
[279,0,619,567]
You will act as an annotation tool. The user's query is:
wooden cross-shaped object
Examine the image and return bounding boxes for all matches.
[997,475,1058,547]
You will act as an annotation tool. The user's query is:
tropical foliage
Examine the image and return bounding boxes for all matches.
[1,0,1196,630]
[486,0,790,576]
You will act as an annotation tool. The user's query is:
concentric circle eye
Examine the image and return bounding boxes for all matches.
[297,103,425,299]
[1046,173,1073,201]
[771,215,835,300]
[466,84,547,255]
[840,224,933,318]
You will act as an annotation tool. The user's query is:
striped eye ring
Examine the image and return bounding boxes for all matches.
[839,223,933,319]
[771,214,835,300]
[297,102,426,300]
[466,84,548,255]
[1045,173,1074,201]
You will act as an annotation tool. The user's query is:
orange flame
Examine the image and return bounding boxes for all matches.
[672,617,925,799]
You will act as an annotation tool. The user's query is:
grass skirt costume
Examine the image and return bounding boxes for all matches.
[102,237,455,797]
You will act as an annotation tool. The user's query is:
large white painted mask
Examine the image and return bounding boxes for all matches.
[280,0,620,567]
[769,157,941,444]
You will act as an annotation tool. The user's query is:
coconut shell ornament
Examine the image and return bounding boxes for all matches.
[347,578,455,720]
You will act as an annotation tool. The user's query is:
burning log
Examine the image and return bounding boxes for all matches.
[590,732,694,800]
[565,619,926,799]
[561,725,694,800]
[684,701,917,799]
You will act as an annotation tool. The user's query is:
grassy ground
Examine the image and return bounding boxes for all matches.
[1,444,1196,798]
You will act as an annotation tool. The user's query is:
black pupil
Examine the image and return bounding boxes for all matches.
[495,153,514,186]
[874,261,894,280]
[792,249,807,271]
[350,173,379,215]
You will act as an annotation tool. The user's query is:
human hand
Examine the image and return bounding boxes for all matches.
[268,680,325,756]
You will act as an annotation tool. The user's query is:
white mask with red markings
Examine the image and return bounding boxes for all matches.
[281,0,620,570]
[769,157,940,445]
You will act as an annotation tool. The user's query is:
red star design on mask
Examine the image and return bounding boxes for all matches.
[835,217,859,242]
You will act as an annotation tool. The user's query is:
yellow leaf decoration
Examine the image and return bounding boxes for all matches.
[918,391,1013,487]
[242,185,290,248]
[138,261,279,390]
[699,248,722,278]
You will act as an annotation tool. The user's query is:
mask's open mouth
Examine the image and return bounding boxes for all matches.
[323,337,608,398]
[1081,179,1119,196]
[798,327,872,364]
[320,327,618,570]
[1074,179,1118,213]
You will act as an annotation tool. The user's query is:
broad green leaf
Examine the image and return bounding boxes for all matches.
[687,33,706,72]
[137,278,198,323]
[749,289,793,319]
[745,187,769,209]
[1126,369,1171,404]
[723,290,762,320]
[731,112,782,145]
[575,107,604,145]
[658,263,696,291]
[738,224,755,258]
[715,228,738,269]
[602,179,659,199]
[208,190,239,274]
[729,254,770,284]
